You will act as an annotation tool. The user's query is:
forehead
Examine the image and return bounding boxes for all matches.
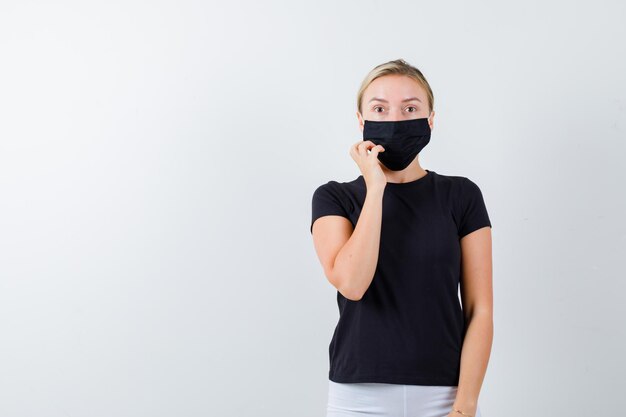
[364,74,427,102]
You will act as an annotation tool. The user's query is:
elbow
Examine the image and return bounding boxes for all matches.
[340,285,363,301]
[464,309,493,331]
[327,268,363,301]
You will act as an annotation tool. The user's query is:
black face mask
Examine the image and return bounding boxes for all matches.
[362,117,431,171]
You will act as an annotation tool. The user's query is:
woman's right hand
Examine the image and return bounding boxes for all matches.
[349,140,387,191]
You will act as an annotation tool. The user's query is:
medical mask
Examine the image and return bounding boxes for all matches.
[362,117,431,171]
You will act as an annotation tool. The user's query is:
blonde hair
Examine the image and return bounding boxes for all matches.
[356,58,434,115]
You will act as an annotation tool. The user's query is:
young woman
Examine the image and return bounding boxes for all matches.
[310,59,493,417]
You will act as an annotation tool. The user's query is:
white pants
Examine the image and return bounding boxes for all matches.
[326,380,483,417]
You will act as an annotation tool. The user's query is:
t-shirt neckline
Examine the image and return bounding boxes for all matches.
[387,169,433,187]
[359,169,434,187]
[359,169,436,189]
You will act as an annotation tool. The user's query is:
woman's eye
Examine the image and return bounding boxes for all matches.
[373,106,385,113]
[406,106,418,112]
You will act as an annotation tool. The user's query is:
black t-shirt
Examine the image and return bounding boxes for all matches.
[310,169,492,386]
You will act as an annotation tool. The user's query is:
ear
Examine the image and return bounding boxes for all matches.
[428,110,435,130]
[356,111,364,131]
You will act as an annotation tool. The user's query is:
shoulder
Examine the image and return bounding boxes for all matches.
[432,170,484,186]
[430,171,488,212]
[434,172,491,237]
[429,170,472,192]
[311,176,361,233]
[312,175,364,197]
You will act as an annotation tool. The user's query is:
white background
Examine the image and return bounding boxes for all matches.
[1,1,625,416]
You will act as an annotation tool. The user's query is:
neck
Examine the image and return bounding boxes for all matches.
[382,163,428,184]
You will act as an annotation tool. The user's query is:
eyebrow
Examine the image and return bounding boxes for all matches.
[368,97,422,103]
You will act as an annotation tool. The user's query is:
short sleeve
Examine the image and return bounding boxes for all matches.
[458,177,492,238]
[310,182,351,234]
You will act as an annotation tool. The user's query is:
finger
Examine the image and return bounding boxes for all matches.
[359,141,381,156]
[358,140,373,155]
[349,141,361,158]
[369,145,384,158]
[349,142,358,160]
[357,140,374,153]
[357,141,368,158]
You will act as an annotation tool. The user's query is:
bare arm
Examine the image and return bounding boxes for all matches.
[311,185,385,301]
[311,139,387,301]
[451,226,493,417]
